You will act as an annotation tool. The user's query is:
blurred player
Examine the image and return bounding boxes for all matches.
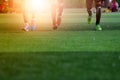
[86,0,104,31]
[51,0,63,30]
[22,0,37,31]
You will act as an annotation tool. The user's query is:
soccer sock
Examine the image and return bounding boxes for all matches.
[96,7,101,25]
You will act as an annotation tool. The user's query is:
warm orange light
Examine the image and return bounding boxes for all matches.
[26,0,50,11]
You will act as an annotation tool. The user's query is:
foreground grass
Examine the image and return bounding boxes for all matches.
[0,9,120,80]
[0,52,120,80]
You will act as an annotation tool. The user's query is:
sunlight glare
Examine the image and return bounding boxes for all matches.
[26,0,50,11]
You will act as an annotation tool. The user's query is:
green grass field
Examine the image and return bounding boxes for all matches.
[0,9,120,80]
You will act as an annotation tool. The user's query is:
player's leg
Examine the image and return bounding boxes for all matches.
[23,11,29,31]
[51,3,57,30]
[31,12,36,31]
[95,0,102,30]
[57,0,63,26]
[86,0,93,24]
[22,0,30,31]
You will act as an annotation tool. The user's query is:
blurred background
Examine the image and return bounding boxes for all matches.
[0,0,119,13]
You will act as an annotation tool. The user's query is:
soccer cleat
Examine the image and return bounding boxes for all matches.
[88,16,92,24]
[53,24,58,30]
[22,25,29,31]
[96,25,102,31]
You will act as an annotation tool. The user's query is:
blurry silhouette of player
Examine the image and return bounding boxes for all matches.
[86,0,105,31]
[51,0,63,30]
[22,0,37,31]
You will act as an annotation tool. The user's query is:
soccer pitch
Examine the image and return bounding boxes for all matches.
[0,9,120,80]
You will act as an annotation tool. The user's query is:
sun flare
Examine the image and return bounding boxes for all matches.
[26,0,50,11]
